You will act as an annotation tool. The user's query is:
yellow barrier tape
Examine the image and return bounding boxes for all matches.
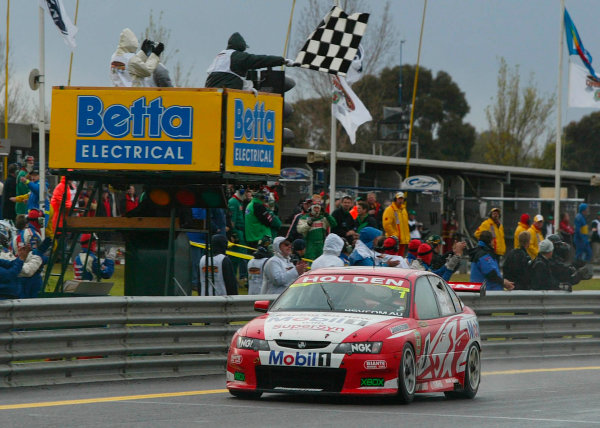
[190,241,313,263]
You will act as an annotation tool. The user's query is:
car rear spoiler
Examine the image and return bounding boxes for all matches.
[448,281,486,297]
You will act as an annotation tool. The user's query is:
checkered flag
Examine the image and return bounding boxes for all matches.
[294,6,369,76]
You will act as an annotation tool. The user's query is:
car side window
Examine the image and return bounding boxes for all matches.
[426,275,458,316]
[445,282,463,312]
[414,277,440,319]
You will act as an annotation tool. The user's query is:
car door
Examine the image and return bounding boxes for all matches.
[412,276,444,386]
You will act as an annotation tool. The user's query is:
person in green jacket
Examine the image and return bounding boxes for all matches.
[15,156,34,215]
[245,190,280,248]
[228,186,248,283]
[297,204,337,261]
[205,32,294,90]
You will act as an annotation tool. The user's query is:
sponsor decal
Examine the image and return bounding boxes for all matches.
[295,275,408,290]
[389,323,409,335]
[351,343,373,353]
[415,331,422,356]
[344,309,403,316]
[360,378,385,387]
[268,351,332,367]
[237,338,254,349]
[467,319,480,339]
[271,323,345,333]
[267,315,369,327]
[364,360,387,370]
[234,372,245,381]
[230,354,243,365]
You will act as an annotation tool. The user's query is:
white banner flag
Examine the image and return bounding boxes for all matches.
[331,75,372,144]
[568,62,600,108]
[40,0,78,49]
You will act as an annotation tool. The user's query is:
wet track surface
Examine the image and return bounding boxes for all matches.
[1,355,599,428]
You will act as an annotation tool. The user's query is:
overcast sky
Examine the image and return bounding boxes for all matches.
[3,0,600,133]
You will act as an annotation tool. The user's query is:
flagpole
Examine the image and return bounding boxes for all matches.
[3,0,9,180]
[405,0,428,179]
[67,0,79,85]
[329,0,340,215]
[554,0,565,229]
[38,5,46,239]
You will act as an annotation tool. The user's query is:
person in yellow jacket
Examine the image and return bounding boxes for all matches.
[382,192,410,256]
[474,207,506,256]
[514,213,530,248]
[527,214,545,259]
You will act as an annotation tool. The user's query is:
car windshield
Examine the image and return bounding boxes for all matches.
[270,281,410,317]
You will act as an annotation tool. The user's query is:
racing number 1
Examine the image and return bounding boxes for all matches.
[318,353,331,367]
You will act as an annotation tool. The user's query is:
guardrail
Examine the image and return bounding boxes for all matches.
[0,291,599,387]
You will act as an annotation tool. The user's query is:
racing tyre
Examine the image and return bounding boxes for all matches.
[445,343,481,399]
[228,389,263,400]
[397,343,416,404]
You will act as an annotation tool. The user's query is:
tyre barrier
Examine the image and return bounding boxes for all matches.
[0,291,598,387]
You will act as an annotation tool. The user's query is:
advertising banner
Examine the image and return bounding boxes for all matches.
[224,90,283,175]
[49,87,223,171]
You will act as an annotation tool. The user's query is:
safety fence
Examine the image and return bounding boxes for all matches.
[0,292,599,387]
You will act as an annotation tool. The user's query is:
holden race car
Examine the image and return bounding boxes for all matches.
[226,267,483,403]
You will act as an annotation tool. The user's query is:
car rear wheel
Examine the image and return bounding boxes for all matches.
[228,389,263,400]
[445,343,480,399]
[397,343,416,403]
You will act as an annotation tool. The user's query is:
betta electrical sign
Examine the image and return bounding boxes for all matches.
[49,87,223,172]
[225,90,283,175]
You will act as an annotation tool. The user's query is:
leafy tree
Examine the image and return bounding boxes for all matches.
[562,112,600,172]
[142,10,195,87]
[481,57,554,166]
[287,64,475,160]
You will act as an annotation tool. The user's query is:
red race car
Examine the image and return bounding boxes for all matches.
[227,267,482,403]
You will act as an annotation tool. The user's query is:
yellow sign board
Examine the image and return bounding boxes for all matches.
[224,90,283,175]
[49,87,223,172]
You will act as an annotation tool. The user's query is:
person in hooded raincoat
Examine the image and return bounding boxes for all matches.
[199,235,238,296]
[349,227,382,266]
[261,237,306,295]
[205,32,294,90]
[110,28,163,87]
[311,234,345,270]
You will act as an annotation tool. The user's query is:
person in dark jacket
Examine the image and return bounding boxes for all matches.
[199,234,238,296]
[530,239,559,290]
[205,32,293,90]
[469,231,515,291]
[2,164,17,221]
[503,231,532,290]
[331,195,356,242]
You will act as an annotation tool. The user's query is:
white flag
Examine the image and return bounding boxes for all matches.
[568,62,600,108]
[40,0,78,49]
[331,75,372,144]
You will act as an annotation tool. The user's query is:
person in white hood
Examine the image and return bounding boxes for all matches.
[311,234,345,270]
[261,237,306,295]
[110,28,163,87]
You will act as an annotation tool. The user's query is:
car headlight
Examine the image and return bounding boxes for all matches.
[236,336,270,351]
[333,342,383,354]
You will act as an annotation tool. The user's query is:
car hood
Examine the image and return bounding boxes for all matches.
[255,311,402,343]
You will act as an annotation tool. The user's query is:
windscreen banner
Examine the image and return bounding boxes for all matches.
[224,89,283,175]
[49,87,223,171]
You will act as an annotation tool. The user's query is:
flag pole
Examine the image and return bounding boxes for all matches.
[405,0,428,179]
[282,0,296,59]
[38,4,46,239]
[3,0,9,180]
[554,0,565,228]
[329,0,341,214]
[67,0,79,85]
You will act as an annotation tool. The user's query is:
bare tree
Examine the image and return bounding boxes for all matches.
[0,37,35,123]
[290,0,397,99]
[483,57,555,166]
[141,10,195,87]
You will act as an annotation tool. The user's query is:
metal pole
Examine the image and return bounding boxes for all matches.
[554,0,565,225]
[38,5,46,240]
[405,0,428,179]
[67,0,79,85]
[398,40,405,106]
[3,0,9,180]
[329,104,337,214]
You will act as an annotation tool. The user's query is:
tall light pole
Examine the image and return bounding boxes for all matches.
[398,39,405,106]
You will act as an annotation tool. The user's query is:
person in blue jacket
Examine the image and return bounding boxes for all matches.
[469,231,514,291]
[349,227,383,266]
[0,238,29,299]
[574,203,592,262]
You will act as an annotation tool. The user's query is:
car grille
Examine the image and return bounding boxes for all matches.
[256,366,346,392]
[274,340,330,350]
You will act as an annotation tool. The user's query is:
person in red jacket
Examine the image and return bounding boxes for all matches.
[50,177,73,234]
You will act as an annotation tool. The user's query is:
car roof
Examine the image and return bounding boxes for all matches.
[302,266,429,282]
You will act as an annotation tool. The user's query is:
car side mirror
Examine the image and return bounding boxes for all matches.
[254,300,270,313]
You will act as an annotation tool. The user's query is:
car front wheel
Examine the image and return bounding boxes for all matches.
[397,343,416,403]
